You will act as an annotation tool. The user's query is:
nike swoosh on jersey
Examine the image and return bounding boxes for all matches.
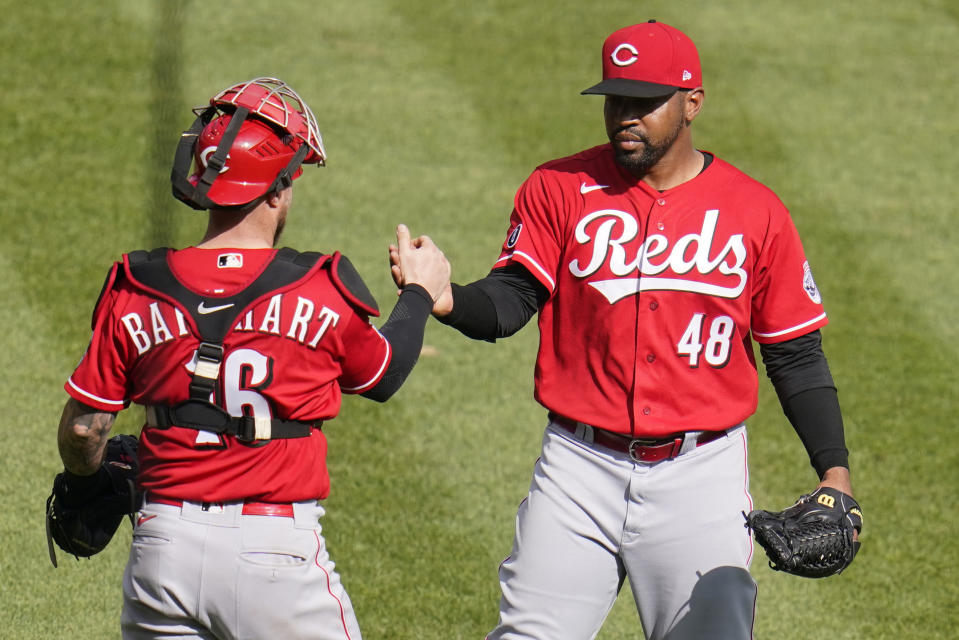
[136,514,157,527]
[580,182,609,194]
[197,301,235,314]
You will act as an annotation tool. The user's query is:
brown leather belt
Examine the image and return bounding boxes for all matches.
[148,496,295,518]
[550,413,728,463]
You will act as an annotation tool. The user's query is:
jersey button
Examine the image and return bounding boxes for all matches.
[642,406,652,415]
[646,353,656,363]
[649,301,659,310]
[657,199,666,206]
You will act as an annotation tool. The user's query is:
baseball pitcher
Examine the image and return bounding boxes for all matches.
[391,21,862,640]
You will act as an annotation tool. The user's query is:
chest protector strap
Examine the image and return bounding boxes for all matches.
[127,248,325,442]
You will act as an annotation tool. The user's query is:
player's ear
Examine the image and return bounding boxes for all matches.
[265,188,287,209]
[683,87,705,125]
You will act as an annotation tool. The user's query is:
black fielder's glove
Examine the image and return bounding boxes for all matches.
[45,434,142,567]
[745,486,863,578]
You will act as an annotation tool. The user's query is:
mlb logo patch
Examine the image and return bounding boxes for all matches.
[217,253,243,269]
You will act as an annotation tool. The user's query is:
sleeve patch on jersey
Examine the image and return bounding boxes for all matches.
[329,253,380,317]
[802,261,822,304]
[506,223,523,249]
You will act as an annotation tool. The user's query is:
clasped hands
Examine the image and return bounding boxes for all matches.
[388,224,453,314]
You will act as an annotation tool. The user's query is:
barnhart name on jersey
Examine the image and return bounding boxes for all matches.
[65,247,391,503]
[569,207,746,303]
[121,292,342,356]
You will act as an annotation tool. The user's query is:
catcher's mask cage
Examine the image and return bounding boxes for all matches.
[171,77,327,210]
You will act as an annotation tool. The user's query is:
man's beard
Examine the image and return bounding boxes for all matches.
[611,117,685,174]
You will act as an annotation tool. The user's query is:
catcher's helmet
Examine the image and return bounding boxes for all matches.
[172,77,327,210]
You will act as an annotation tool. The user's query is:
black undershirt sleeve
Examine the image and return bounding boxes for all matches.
[759,330,849,477]
[361,284,433,402]
[437,263,548,341]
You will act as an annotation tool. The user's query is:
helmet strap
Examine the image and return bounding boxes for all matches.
[171,106,250,210]
[268,142,310,194]
[171,107,215,210]
[190,106,249,208]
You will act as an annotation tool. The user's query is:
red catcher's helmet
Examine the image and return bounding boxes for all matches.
[172,77,327,210]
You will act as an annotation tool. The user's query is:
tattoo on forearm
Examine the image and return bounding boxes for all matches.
[57,399,117,475]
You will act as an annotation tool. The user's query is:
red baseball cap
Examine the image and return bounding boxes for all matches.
[581,20,701,98]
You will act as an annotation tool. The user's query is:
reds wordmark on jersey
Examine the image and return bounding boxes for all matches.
[66,248,390,503]
[495,145,827,436]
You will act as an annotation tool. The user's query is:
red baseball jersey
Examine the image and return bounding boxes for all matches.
[495,145,828,436]
[65,247,390,502]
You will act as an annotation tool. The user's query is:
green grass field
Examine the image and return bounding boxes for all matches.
[2,0,956,637]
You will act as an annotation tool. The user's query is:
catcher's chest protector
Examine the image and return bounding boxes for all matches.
[124,247,325,441]
[125,247,325,343]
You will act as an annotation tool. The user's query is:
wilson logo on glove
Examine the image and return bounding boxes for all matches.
[744,487,863,579]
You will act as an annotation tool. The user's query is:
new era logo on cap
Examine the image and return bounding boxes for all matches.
[582,20,702,98]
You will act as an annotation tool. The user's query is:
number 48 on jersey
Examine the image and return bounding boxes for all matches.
[677,313,735,368]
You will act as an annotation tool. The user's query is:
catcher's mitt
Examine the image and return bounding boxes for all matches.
[745,486,862,578]
[45,434,142,567]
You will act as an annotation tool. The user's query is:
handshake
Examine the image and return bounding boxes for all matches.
[388,224,453,316]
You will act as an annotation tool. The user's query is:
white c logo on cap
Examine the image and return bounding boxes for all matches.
[611,43,638,66]
[199,146,230,174]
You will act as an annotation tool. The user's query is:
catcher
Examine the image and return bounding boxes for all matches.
[47,77,449,640]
